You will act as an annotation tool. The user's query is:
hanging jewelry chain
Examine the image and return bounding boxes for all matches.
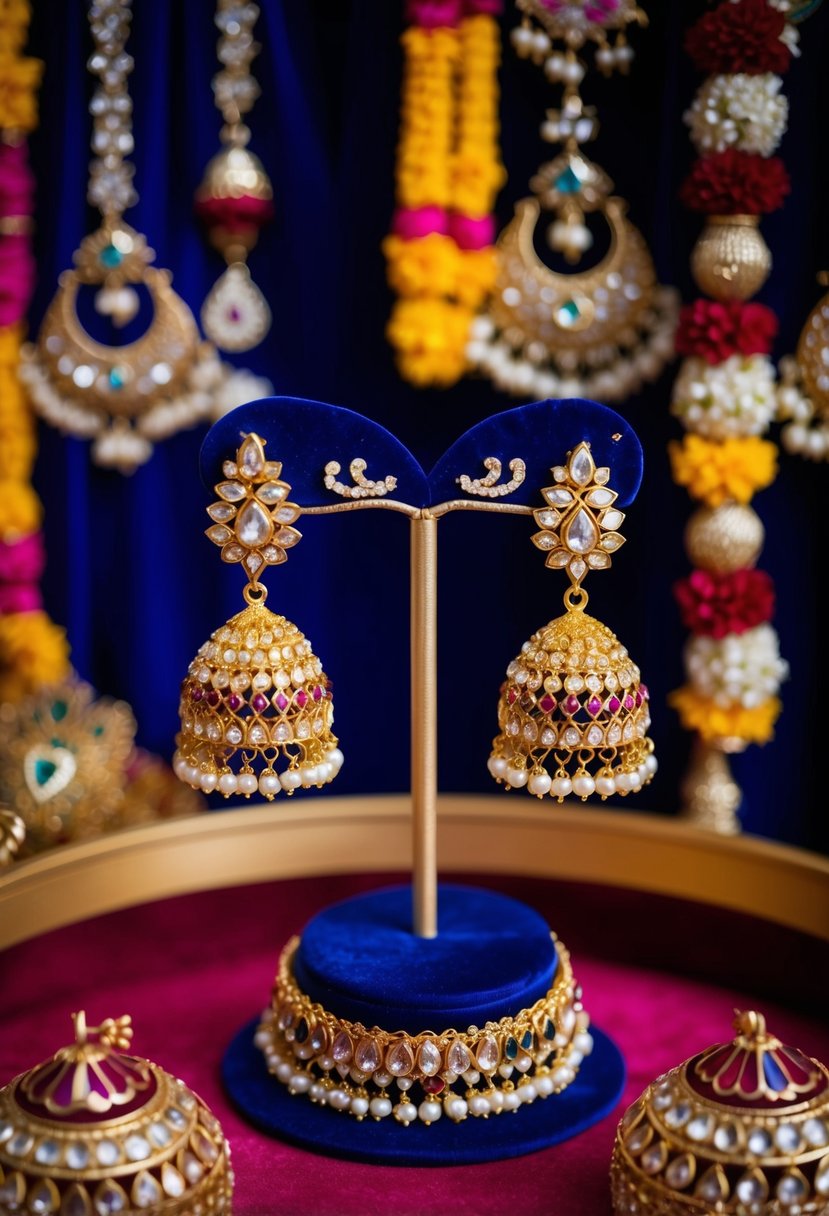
[212,0,261,148]
[87,0,136,222]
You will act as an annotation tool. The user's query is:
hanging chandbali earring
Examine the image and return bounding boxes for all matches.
[19,0,222,473]
[174,434,343,800]
[777,271,829,460]
[195,0,274,354]
[467,1,678,402]
[488,441,656,801]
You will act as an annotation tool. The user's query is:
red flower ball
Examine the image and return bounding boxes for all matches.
[674,568,775,639]
[194,194,274,236]
[685,0,791,75]
[676,299,778,364]
[680,151,790,216]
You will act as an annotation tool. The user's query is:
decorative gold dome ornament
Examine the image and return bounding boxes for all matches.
[19,0,222,473]
[467,0,678,401]
[690,215,772,302]
[684,504,765,575]
[778,274,829,460]
[488,441,655,802]
[611,1011,829,1215]
[0,1012,233,1214]
[174,433,343,801]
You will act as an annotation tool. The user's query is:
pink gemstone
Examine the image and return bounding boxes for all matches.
[634,689,643,707]
[275,693,289,711]
[640,684,650,701]
[205,690,220,707]
[252,693,268,712]
[227,694,242,711]
[563,695,580,715]
[422,1077,445,1095]
[507,688,518,705]
[606,696,621,714]
[191,688,203,702]
[623,694,635,711]
[295,690,308,708]
[586,697,602,717]
[313,686,323,702]
[539,695,556,714]
[228,306,242,322]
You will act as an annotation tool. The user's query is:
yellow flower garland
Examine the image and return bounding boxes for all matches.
[670,686,780,746]
[669,434,778,508]
[385,11,504,388]
[0,1,70,700]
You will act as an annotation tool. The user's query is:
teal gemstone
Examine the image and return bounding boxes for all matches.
[93,725,104,737]
[554,165,582,194]
[99,243,123,268]
[50,737,62,748]
[555,299,582,328]
[505,1037,518,1061]
[521,1030,533,1052]
[34,759,57,787]
[108,367,126,390]
[51,700,68,722]
[544,1019,556,1040]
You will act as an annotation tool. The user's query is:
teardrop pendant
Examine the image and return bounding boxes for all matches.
[201,262,272,353]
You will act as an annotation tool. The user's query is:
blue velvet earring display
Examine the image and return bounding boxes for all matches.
[222,885,625,1165]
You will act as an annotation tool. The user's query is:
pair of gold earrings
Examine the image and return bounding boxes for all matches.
[174,434,655,804]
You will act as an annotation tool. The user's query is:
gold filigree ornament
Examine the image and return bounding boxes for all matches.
[467,0,678,402]
[611,1010,829,1216]
[174,433,343,801]
[0,1012,234,1214]
[777,272,829,460]
[488,441,655,801]
[19,0,223,472]
[0,678,137,853]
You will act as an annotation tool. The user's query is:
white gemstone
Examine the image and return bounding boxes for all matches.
[540,727,557,746]
[562,726,580,746]
[687,1114,714,1142]
[601,533,624,551]
[535,533,556,550]
[564,508,599,554]
[588,552,610,568]
[640,1142,667,1174]
[96,1139,120,1165]
[736,1172,767,1203]
[586,725,603,746]
[775,1123,801,1152]
[777,1171,808,1203]
[217,481,246,502]
[125,1134,151,1161]
[586,488,613,506]
[545,488,573,506]
[569,558,586,580]
[418,1040,442,1076]
[602,508,624,529]
[207,503,235,523]
[568,444,594,484]
[66,1142,89,1168]
[538,509,559,527]
[148,1122,171,1147]
[804,1117,829,1147]
[236,499,273,547]
[256,483,287,504]
[239,435,265,477]
[665,1154,695,1189]
[161,1163,186,1198]
[132,1170,162,1207]
[695,1166,727,1201]
[713,1123,738,1151]
[747,1128,772,1154]
[664,1103,691,1128]
[35,1140,60,1164]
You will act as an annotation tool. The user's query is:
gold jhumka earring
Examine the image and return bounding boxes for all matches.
[174,433,342,800]
[488,440,655,801]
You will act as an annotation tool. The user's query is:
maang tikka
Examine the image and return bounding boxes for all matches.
[488,441,655,801]
[174,434,343,800]
[467,1,678,401]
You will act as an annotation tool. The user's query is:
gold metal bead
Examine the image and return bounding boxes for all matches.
[690,215,772,302]
[684,504,765,574]
[196,146,273,257]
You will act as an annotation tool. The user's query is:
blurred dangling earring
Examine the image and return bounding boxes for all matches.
[174,433,343,801]
[488,441,656,802]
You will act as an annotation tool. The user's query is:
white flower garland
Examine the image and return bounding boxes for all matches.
[685,624,788,709]
[671,354,777,439]
[684,73,788,155]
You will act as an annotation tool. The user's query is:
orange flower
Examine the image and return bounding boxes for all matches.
[670,685,781,745]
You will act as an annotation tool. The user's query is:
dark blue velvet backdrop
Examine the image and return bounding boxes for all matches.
[26,1,829,851]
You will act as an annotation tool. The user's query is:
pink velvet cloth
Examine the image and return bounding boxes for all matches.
[1,873,827,1216]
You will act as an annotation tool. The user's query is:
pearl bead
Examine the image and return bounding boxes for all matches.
[572,773,595,799]
[520,1082,537,1103]
[596,775,616,798]
[510,25,533,54]
[463,1069,480,1085]
[574,1032,594,1056]
[488,1090,505,1113]
[503,1090,521,1111]
[418,1100,442,1124]
[300,766,319,787]
[498,1063,514,1079]
[259,773,280,796]
[275,1062,293,1083]
[515,1055,532,1073]
[532,31,550,56]
[506,767,528,788]
[445,1096,468,1122]
[238,772,258,795]
[645,754,658,776]
[280,769,302,790]
[469,1095,490,1117]
[199,771,218,792]
[328,1089,350,1110]
[397,1077,413,1091]
[568,1050,583,1069]
[369,1097,392,1119]
[350,1096,369,1118]
[596,46,614,69]
[528,771,552,797]
[536,1074,554,1097]
[551,1066,571,1087]
[309,1082,326,1102]
[183,764,200,786]
[563,60,584,84]
[218,772,238,795]
[615,771,634,792]
[552,776,572,799]
[394,1101,417,1123]
[320,1056,335,1071]
[289,1073,311,1094]
[488,755,508,780]
[327,747,344,770]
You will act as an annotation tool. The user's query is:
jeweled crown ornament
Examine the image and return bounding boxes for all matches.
[611,1010,829,1215]
[467,0,678,401]
[488,441,655,801]
[195,0,274,353]
[19,0,222,472]
[0,1011,233,1214]
[174,433,342,801]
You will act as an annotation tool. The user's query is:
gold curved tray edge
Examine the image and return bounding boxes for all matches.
[1,795,827,949]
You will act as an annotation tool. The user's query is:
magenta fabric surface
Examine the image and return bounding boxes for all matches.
[1,872,828,1216]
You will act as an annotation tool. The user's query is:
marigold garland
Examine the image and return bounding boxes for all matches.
[670,687,780,746]
[385,1,504,387]
[669,435,777,508]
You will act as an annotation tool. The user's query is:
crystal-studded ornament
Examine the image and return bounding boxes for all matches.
[0,1013,233,1215]
[611,1011,829,1216]
[488,442,655,802]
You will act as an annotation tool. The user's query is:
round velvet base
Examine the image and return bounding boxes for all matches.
[222,1018,624,1165]
[221,884,624,1165]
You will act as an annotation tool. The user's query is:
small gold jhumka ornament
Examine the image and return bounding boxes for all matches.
[611,1011,829,1215]
[0,1012,233,1213]
[174,433,343,800]
[467,0,678,401]
[488,440,655,801]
